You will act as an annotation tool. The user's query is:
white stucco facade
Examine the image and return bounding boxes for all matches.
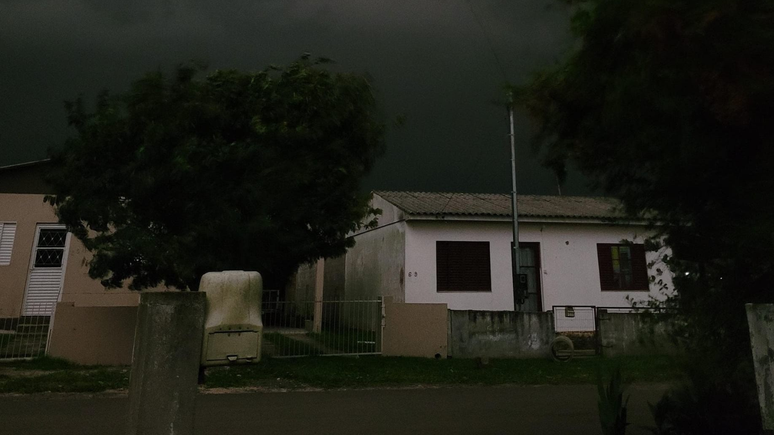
[403,219,671,311]
[298,192,674,313]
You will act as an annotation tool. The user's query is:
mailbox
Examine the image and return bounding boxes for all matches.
[199,271,263,366]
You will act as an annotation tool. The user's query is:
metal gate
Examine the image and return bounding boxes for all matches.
[0,302,56,360]
[552,305,599,356]
[261,299,384,358]
[552,305,671,357]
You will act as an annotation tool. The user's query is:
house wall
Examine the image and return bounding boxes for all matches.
[403,220,672,311]
[0,193,139,317]
[0,194,56,317]
[60,240,140,307]
[287,261,318,302]
[344,221,406,301]
[323,255,346,300]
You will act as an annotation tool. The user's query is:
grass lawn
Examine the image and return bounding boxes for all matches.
[203,354,682,390]
[0,357,129,394]
[0,354,682,394]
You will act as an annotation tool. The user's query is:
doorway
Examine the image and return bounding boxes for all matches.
[22,225,70,316]
[518,242,543,312]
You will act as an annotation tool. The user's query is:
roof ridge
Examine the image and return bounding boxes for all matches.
[373,190,615,200]
[0,158,51,171]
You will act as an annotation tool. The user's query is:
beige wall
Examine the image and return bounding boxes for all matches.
[383,298,448,358]
[60,238,139,307]
[0,194,58,317]
[48,302,137,365]
[0,193,139,317]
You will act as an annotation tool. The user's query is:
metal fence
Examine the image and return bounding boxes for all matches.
[262,299,384,358]
[0,302,55,360]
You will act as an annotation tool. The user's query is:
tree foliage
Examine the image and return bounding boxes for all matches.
[514,0,774,432]
[46,56,385,291]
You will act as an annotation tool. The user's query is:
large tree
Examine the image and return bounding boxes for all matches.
[514,0,774,433]
[46,56,385,291]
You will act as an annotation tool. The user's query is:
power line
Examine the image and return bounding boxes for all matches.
[439,1,511,216]
[463,0,509,83]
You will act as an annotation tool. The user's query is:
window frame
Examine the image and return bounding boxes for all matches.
[597,243,650,292]
[436,240,492,293]
[32,228,68,268]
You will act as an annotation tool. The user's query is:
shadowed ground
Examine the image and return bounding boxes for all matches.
[0,384,665,435]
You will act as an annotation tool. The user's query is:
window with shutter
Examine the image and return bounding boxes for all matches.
[436,241,491,292]
[0,222,16,266]
[597,243,649,291]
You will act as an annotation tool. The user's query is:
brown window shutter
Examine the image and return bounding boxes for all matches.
[631,244,649,290]
[436,242,450,291]
[436,241,491,292]
[597,244,615,291]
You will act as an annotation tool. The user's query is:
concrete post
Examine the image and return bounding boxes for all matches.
[126,292,206,435]
[313,258,324,333]
[746,303,774,432]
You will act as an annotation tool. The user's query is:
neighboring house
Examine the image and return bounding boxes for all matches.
[0,160,140,320]
[0,160,144,364]
[293,191,673,313]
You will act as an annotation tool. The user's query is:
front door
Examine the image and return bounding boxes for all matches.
[22,225,70,316]
[518,242,543,312]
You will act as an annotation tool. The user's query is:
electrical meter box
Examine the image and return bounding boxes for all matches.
[199,271,263,366]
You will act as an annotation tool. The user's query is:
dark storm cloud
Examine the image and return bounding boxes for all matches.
[0,0,588,194]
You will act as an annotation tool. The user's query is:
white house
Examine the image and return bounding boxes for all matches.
[302,191,673,314]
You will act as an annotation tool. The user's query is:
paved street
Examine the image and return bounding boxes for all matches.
[0,384,665,435]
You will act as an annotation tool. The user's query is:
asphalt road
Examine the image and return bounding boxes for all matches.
[0,385,665,435]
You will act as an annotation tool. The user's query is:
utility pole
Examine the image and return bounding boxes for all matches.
[508,101,523,311]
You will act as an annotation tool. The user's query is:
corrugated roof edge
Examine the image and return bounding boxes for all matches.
[0,158,51,172]
[371,190,638,222]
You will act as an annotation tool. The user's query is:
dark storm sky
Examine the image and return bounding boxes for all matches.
[0,0,590,195]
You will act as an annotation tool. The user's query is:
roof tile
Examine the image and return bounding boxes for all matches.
[374,191,625,220]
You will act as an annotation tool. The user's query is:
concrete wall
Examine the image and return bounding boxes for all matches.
[447,310,555,359]
[344,220,406,301]
[383,299,447,358]
[745,304,774,431]
[598,312,679,357]
[48,302,138,365]
[403,220,672,311]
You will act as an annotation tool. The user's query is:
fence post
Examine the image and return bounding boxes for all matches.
[313,259,324,334]
[44,302,57,356]
[378,297,387,354]
[126,292,206,435]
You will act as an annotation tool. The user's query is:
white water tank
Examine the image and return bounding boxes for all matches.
[199,271,263,366]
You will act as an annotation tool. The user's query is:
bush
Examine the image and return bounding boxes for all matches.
[648,358,761,435]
